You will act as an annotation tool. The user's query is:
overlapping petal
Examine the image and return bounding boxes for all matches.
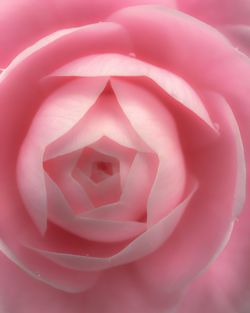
[0,20,132,237]
[51,53,217,131]
[0,1,177,68]
[44,149,94,214]
[0,2,248,313]
[177,194,250,313]
[25,181,197,272]
[134,94,246,293]
[0,239,99,293]
[16,83,152,242]
[83,151,158,221]
[16,78,108,233]
[178,0,250,26]
[0,252,180,313]
[108,5,250,96]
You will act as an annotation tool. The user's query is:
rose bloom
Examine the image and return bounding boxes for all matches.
[0,0,250,312]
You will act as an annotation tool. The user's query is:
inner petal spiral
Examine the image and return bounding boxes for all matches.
[17,76,187,245]
[75,147,119,183]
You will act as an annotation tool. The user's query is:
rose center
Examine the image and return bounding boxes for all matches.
[90,161,114,183]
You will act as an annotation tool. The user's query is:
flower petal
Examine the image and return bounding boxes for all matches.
[0,252,181,313]
[134,94,246,293]
[221,24,250,57]
[45,91,151,160]
[111,79,186,224]
[74,172,122,208]
[0,0,176,67]
[83,151,158,221]
[26,180,197,272]
[108,5,250,95]
[16,78,107,234]
[44,150,94,213]
[177,196,250,313]
[46,175,147,243]
[0,240,99,293]
[51,53,216,131]
[178,0,250,26]
[89,136,136,188]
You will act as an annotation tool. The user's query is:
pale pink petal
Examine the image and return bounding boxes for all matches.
[108,5,250,204]
[177,197,250,313]
[201,92,246,217]
[83,152,158,221]
[16,78,107,233]
[74,172,121,208]
[109,151,157,218]
[0,21,131,236]
[46,175,146,243]
[227,96,250,220]
[134,94,246,293]
[0,0,176,67]
[44,150,94,213]
[108,5,250,95]
[0,252,181,313]
[51,53,216,131]
[178,0,250,26]
[1,22,131,83]
[112,79,186,224]
[0,21,132,161]
[89,136,136,187]
[72,146,119,183]
[21,221,133,259]
[220,24,250,57]
[26,181,196,272]
[46,91,150,160]
[0,240,99,293]
[17,80,153,232]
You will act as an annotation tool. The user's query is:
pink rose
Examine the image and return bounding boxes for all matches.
[0,1,249,313]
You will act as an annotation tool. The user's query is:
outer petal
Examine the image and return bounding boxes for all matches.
[108,5,250,99]
[0,252,181,313]
[177,197,250,313]
[107,5,250,220]
[178,0,250,57]
[0,21,131,238]
[0,240,100,293]
[220,25,250,57]
[51,53,216,131]
[0,0,177,67]
[133,93,245,295]
[177,0,250,26]
[25,185,196,272]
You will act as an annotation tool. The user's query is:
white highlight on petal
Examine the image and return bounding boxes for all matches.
[111,79,186,224]
[51,53,217,132]
[26,180,198,272]
[17,78,108,234]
